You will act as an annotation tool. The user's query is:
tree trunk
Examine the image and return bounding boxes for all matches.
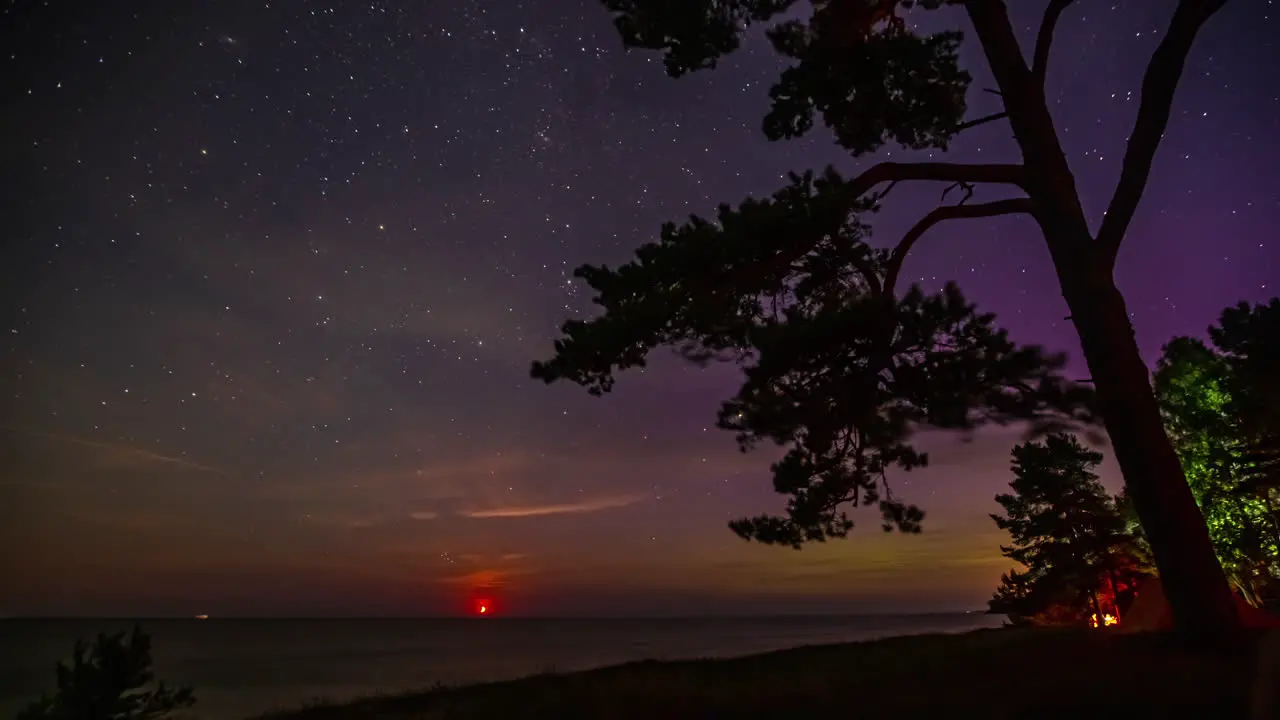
[1106,566,1124,620]
[1238,579,1259,609]
[1089,588,1104,628]
[1056,252,1240,637]
[964,0,1238,638]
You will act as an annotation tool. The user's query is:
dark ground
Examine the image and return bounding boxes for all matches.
[256,627,1276,719]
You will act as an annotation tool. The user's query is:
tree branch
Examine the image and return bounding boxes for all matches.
[884,198,1037,296]
[848,254,884,297]
[1096,0,1229,266]
[847,163,1025,295]
[1033,0,1076,86]
[967,0,1092,239]
[942,181,975,205]
[845,161,1027,200]
[754,163,1026,300]
[956,111,1009,133]
[966,2,1033,88]
[872,180,901,204]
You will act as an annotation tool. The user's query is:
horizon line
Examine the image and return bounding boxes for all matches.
[1,610,995,621]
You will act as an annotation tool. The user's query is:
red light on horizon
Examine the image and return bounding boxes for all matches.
[473,597,495,617]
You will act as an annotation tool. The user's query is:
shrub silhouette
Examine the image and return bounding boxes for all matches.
[17,625,196,720]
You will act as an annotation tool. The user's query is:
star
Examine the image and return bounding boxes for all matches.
[1,0,1273,621]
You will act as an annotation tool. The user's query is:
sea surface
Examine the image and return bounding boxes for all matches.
[0,614,1005,719]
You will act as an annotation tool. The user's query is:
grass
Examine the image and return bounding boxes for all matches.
[255,628,1271,719]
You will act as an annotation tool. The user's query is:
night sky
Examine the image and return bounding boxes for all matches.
[2,1,1276,618]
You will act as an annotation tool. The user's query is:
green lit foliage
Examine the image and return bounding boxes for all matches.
[988,434,1149,625]
[17,626,196,720]
[1155,298,1280,603]
[533,171,1096,546]
[1113,488,1154,566]
[1211,299,1280,498]
[1153,336,1270,587]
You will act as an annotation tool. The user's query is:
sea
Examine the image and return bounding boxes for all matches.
[0,614,1005,719]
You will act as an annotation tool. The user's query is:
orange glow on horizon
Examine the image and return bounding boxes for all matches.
[472,596,495,617]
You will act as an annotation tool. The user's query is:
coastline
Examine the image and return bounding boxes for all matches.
[252,628,1264,720]
[0,614,1004,718]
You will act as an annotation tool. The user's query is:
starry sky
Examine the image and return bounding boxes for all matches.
[2,1,1276,618]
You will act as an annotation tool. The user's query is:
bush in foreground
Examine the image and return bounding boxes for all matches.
[17,626,195,720]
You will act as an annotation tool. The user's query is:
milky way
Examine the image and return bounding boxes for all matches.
[2,1,1276,617]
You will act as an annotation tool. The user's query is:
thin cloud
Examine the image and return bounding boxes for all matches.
[3,427,229,476]
[438,568,534,587]
[456,552,528,564]
[341,517,382,529]
[408,511,439,521]
[295,514,381,530]
[460,493,645,519]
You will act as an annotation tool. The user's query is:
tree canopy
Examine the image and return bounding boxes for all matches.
[604,0,970,157]
[532,170,1096,545]
[531,0,1240,634]
[1154,298,1280,604]
[1211,299,1280,496]
[988,434,1149,626]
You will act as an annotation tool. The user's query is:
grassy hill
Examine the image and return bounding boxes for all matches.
[256,627,1273,719]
